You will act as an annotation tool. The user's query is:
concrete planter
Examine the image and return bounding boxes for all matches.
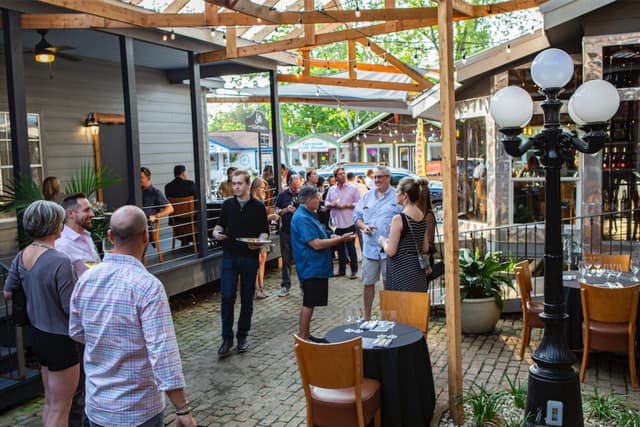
[461,296,501,334]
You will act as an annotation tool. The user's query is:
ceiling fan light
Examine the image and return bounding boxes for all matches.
[35,50,55,63]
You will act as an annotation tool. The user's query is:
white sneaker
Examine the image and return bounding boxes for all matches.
[278,287,289,297]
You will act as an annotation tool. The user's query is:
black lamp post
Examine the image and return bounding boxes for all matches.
[490,48,620,427]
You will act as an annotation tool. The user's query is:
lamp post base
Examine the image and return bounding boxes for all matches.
[525,363,583,427]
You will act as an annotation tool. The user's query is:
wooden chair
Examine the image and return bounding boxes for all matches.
[293,335,381,427]
[515,260,544,358]
[584,253,631,271]
[579,282,639,388]
[168,196,197,253]
[379,290,430,335]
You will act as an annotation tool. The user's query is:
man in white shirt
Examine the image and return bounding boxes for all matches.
[56,193,101,278]
[55,192,100,427]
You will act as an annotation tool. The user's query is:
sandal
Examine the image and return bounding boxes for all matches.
[256,289,268,299]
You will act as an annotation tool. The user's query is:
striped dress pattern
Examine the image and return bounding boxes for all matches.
[387,213,429,292]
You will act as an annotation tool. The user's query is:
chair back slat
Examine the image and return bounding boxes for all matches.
[514,260,532,302]
[379,290,430,333]
[580,283,640,324]
[168,196,196,220]
[294,335,363,389]
[584,254,631,271]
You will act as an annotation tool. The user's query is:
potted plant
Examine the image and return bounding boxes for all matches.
[459,247,514,334]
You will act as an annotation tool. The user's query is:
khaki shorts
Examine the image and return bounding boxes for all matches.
[362,257,387,286]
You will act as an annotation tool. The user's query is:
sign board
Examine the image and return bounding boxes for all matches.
[415,118,426,176]
[245,110,269,133]
[298,138,333,152]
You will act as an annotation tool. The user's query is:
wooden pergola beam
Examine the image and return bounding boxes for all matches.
[295,58,418,74]
[277,74,424,91]
[205,0,282,24]
[207,96,409,105]
[163,0,191,13]
[356,38,433,89]
[452,0,473,16]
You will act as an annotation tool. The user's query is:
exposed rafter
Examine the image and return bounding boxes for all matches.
[277,74,425,91]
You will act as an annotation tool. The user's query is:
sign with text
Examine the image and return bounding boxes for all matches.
[245,110,269,133]
[415,118,425,176]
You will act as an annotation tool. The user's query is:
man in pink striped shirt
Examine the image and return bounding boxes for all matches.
[325,167,361,279]
[69,206,196,427]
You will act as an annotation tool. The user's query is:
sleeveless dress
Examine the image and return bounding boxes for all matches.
[386,213,429,292]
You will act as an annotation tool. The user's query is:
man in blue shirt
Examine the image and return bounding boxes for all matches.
[291,185,356,342]
[353,165,403,320]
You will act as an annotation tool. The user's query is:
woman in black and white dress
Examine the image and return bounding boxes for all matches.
[378,177,436,292]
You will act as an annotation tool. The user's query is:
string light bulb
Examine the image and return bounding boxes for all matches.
[355,5,361,18]
[210,28,215,38]
[506,43,511,54]
[170,30,176,40]
[162,33,168,41]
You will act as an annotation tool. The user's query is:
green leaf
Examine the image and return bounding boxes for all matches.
[64,163,120,200]
[0,174,43,213]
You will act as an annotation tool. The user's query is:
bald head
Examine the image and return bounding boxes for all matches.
[109,205,148,248]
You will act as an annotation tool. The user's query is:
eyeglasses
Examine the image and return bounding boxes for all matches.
[374,175,390,179]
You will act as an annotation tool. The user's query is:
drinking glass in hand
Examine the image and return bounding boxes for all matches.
[344,306,355,333]
[102,237,114,256]
[328,217,337,235]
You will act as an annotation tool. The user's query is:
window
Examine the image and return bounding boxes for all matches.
[0,112,44,210]
[456,117,486,222]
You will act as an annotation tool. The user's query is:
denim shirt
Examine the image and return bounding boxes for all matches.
[353,186,402,260]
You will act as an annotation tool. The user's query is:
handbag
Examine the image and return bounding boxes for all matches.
[427,211,445,281]
[10,252,30,327]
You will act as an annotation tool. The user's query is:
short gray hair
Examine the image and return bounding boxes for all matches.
[109,205,147,245]
[298,185,320,204]
[23,200,65,238]
[375,165,391,176]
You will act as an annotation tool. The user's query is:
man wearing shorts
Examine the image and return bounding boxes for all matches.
[291,185,356,342]
[353,165,403,320]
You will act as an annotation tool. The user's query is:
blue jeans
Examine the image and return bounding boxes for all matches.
[336,225,358,275]
[89,411,162,427]
[279,230,292,289]
[220,251,259,340]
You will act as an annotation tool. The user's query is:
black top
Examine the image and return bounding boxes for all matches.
[275,189,299,232]
[165,178,197,199]
[217,196,269,256]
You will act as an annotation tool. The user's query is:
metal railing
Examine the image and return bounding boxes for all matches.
[0,258,27,381]
[428,209,640,308]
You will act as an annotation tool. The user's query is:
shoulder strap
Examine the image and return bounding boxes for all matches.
[404,214,423,255]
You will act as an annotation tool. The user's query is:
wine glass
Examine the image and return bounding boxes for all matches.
[344,306,354,333]
[578,260,587,281]
[614,264,623,287]
[631,258,640,282]
[354,305,364,327]
[102,237,114,256]
[594,260,602,277]
[386,310,397,340]
[328,217,337,235]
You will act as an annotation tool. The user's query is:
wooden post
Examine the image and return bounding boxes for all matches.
[91,132,103,203]
[438,0,463,424]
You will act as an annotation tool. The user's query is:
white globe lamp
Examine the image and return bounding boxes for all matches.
[490,86,533,128]
[567,96,586,126]
[571,79,620,123]
[530,48,574,89]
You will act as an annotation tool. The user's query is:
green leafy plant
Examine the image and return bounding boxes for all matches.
[502,413,528,427]
[459,247,515,309]
[462,381,508,427]
[64,163,120,201]
[615,408,640,427]
[505,375,527,410]
[0,174,43,213]
[583,387,623,422]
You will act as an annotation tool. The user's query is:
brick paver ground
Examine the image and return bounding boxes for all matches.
[2,263,638,426]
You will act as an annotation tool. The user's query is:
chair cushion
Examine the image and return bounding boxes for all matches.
[527,302,545,328]
[310,378,381,427]
[585,321,630,352]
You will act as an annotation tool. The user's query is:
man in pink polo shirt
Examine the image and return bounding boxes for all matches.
[325,167,361,279]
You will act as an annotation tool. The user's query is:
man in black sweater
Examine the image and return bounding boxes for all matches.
[165,165,197,199]
[212,170,269,358]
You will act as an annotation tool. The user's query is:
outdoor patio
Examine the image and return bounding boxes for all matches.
[1,264,638,427]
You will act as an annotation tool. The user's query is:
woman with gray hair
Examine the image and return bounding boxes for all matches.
[4,200,79,427]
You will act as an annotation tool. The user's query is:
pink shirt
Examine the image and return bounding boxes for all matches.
[326,183,360,228]
[55,226,101,278]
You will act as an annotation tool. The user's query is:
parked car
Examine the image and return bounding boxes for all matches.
[317,163,443,222]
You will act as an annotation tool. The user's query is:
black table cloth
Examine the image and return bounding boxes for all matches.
[325,323,435,427]
[562,272,640,350]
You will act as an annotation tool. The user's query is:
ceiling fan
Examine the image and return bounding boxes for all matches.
[27,29,81,64]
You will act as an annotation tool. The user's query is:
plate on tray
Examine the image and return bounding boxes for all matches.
[237,237,272,244]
